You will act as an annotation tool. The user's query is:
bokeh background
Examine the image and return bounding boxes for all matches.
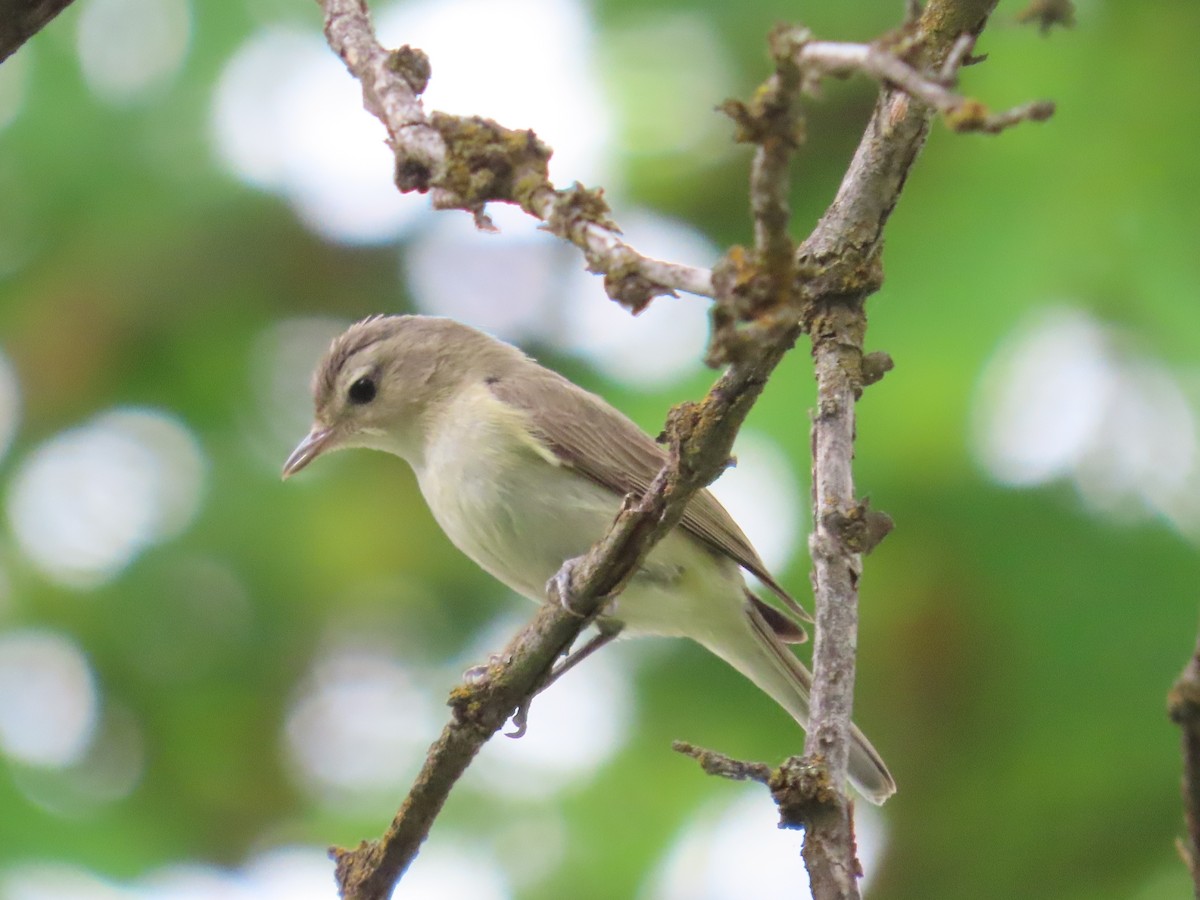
[1,0,1197,897]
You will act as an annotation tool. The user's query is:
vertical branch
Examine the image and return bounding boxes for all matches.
[800,302,868,900]
[749,27,804,276]
[788,3,1001,897]
[1168,631,1200,894]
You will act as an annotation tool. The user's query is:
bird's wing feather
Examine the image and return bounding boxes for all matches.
[487,368,812,628]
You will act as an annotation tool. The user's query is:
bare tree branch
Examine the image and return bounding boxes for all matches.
[1169,630,1200,895]
[777,2,1013,897]
[0,0,77,63]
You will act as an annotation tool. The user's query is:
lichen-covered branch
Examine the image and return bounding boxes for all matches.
[320,0,713,307]
[706,25,805,367]
[746,26,805,275]
[319,0,1050,311]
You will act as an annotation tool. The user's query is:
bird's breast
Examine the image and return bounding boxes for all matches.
[416,385,619,599]
[412,384,745,639]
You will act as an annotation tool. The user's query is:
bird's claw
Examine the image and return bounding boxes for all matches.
[506,700,531,738]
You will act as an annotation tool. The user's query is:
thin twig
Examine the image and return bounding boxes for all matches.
[941,32,978,82]
[673,741,774,784]
[749,27,804,274]
[790,34,1054,134]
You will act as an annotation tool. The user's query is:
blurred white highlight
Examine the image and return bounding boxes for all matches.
[561,209,715,387]
[10,703,145,817]
[0,844,511,900]
[644,786,886,899]
[284,642,439,802]
[974,307,1200,534]
[7,408,206,587]
[405,203,574,342]
[211,28,420,244]
[377,0,609,186]
[0,629,98,768]
[76,0,191,104]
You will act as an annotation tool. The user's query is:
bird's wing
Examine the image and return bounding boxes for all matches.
[488,367,812,630]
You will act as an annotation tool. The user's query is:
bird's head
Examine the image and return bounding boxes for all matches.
[282,314,503,477]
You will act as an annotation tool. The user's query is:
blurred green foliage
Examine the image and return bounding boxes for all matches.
[1,0,1198,898]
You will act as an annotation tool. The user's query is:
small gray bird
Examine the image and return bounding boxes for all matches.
[283,314,895,804]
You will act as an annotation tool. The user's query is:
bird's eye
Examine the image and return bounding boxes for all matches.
[347,376,377,405]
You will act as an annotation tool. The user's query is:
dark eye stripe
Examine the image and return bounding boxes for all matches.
[348,376,376,404]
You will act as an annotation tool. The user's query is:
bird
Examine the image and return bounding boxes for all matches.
[283,314,895,804]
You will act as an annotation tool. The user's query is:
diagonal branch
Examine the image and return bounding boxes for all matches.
[0,0,77,63]
[331,284,805,900]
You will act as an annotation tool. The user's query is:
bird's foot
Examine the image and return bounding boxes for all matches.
[463,652,509,686]
[547,556,586,617]
[547,556,621,618]
[505,621,625,740]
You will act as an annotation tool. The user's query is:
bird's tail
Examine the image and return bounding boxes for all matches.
[696,598,896,805]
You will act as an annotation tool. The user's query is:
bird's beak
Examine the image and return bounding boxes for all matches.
[282,426,335,479]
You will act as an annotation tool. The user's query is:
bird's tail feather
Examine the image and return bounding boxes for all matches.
[698,599,896,805]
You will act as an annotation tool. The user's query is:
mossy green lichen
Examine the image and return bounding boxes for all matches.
[546,182,618,240]
[385,45,431,94]
[770,755,838,828]
[428,112,552,213]
[827,500,894,555]
[860,350,894,386]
